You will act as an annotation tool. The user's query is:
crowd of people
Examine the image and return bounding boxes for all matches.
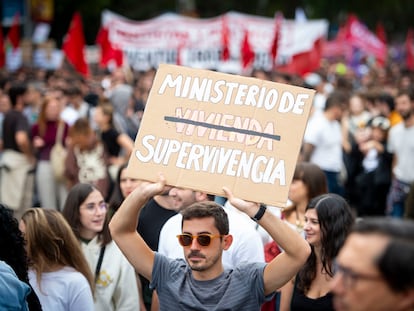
[0,52,413,311]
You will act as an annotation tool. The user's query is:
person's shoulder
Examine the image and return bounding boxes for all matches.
[58,266,88,283]
[161,213,182,231]
[231,261,267,277]
[154,252,187,270]
[7,110,25,121]
[282,204,295,216]
[166,212,182,222]
[0,262,30,309]
[389,122,404,133]
[142,197,159,209]
[107,127,120,136]
[105,239,123,254]
[0,260,15,274]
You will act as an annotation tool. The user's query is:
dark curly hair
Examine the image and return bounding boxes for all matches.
[0,204,28,280]
[0,204,43,310]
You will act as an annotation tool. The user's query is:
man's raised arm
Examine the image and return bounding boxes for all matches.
[223,187,311,296]
[109,174,166,281]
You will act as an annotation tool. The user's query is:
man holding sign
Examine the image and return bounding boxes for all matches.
[126,64,315,208]
[110,64,314,309]
[109,174,311,310]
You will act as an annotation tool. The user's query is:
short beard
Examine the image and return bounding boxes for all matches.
[187,250,221,272]
[401,110,413,121]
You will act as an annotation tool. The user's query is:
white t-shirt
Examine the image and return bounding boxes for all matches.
[387,123,414,183]
[158,207,265,268]
[304,113,343,172]
[224,201,283,245]
[60,101,90,126]
[29,266,94,311]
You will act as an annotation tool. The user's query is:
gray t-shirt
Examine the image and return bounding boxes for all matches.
[150,252,272,311]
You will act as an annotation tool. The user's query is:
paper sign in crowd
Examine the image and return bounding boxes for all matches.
[127,64,315,207]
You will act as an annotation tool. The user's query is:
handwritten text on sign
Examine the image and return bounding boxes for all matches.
[127,64,314,206]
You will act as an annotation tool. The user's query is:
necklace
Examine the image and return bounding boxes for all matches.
[295,207,304,232]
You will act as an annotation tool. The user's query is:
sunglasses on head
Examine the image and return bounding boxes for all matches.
[176,233,224,247]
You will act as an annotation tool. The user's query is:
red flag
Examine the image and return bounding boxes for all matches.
[176,42,185,66]
[270,13,283,68]
[7,13,20,50]
[376,21,387,44]
[406,28,414,71]
[96,27,123,68]
[62,12,89,76]
[221,17,230,61]
[343,14,387,66]
[321,20,353,61]
[278,38,324,76]
[0,27,5,67]
[241,29,254,69]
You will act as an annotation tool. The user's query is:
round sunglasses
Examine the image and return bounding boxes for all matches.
[176,233,224,247]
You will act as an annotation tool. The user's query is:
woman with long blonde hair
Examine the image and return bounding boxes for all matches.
[20,208,94,311]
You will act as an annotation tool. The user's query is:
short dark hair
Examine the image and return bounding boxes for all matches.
[181,201,229,235]
[8,82,27,107]
[352,217,414,292]
[396,87,414,101]
[324,90,349,111]
[377,92,395,111]
[292,162,328,200]
[64,85,82,97]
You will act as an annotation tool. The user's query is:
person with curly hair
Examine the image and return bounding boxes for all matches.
[0,203,42,310]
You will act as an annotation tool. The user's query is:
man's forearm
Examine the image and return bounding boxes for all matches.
[301,143,314,162]
[108,177,166,280]
[257,208,310,294]
[109,184,151,236]
[109,177,166,237]
[257,209,310,260]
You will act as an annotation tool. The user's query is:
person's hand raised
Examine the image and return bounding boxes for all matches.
[222,186,260,218]
[131,173,166,200]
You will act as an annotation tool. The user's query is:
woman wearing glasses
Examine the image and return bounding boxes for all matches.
[279,193,355,311]
[62,183,140,311]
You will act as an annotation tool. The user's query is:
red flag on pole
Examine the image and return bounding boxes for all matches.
[62,12,89,76]
[7,13,20,50]
[270,12,283,69]
[0,27,5,67]
[406,28,414,71]
[342,14,387,66]
[221,16,230,61]
[176,41,185,66]
[96,27,123,68]
[376,21,387,44]
[241,29,254,69]
[278,38,324,76]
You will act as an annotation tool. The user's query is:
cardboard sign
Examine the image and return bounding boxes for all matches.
[127,64,314,206]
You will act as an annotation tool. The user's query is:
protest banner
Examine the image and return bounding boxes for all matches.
[99,10,328,74]
[127,64,315,206]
